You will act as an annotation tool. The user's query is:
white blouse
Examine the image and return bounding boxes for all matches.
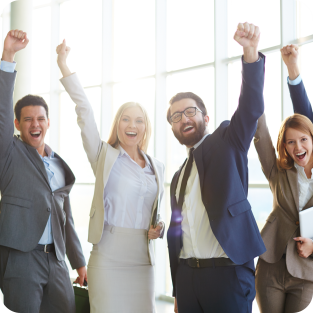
[294,162,313,211]
[103,146,158,230]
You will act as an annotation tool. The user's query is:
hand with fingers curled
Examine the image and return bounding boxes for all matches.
[56,39,72,77]
[280,44,300,80]
[2,29,29,62]
[74,266,88,287]
[148,222,164,240]
[234,22,260,63]
[294,237,313,258]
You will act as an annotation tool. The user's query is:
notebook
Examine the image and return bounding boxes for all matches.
[299,206,313,239]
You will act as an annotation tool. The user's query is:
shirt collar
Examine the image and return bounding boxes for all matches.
[294,162,313,180]
[18,136,54,159]
[117,145,152,169]
[186,133,210,156]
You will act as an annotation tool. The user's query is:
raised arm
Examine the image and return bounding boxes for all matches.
[0,30,29,160]
[56,41,102,171]
[254,114,277,181]
[281,44,313,121]
[225,23,265,152]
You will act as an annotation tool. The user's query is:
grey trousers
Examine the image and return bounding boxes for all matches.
[0,245,75,313]
[256,257,313,313]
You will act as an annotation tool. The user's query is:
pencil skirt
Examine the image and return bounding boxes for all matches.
[87,225,155,313]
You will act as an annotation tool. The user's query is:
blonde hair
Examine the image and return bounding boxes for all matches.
[277,113,313,170]
[107,102,152,153]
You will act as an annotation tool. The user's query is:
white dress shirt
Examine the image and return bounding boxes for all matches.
[176,134,228,259]
[103,145,158,230]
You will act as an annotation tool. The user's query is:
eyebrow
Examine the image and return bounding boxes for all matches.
[122,115,144,119]
[23,116,46,120]
[286,135,307,140]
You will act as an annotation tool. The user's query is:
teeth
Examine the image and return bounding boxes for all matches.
[126,132,137,135]
[31,131,41,135]
[296,152,306,156]
[184,126,193,131]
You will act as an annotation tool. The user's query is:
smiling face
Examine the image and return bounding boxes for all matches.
[170,98,209,147]
[117,106,146,149]
[14,105,50,151]
[284,127,313,169]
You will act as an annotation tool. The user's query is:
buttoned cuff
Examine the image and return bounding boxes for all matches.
[288,74,302,85]
[0,60,16,73]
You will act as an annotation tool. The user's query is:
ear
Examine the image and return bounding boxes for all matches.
[204,115,209,126]
[47,118,50,128]
[14,118,21,131]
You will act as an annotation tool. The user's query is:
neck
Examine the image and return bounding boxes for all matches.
[120,142,143,161]
[303,155,313,179]
[37,144,47,157]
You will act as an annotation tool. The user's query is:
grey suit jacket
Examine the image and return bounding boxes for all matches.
[0,70,85,270]
[254,113,313,282]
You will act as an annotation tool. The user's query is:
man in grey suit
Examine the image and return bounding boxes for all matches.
[0,30,87,313]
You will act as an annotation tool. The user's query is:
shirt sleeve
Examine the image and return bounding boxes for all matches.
[288,74,302,86]
[0,60,17,73]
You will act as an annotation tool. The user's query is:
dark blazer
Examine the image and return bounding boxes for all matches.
[0,70,85,270]
[167,53,267,297]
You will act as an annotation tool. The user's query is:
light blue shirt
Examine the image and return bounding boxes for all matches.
[288,74,302,85]
[1,58,67,245]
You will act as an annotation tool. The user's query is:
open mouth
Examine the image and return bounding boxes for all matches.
[296,151,306,160]
[125,131,137,138]
[182,125,194,133]
[30,130,41,139]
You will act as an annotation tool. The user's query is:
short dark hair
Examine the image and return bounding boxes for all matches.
[14,95,49,122]
[167,92,207,124]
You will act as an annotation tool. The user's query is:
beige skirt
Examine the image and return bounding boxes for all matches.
[87,225,155,313]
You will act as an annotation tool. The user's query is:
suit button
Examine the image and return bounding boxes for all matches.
[47,208,51,212]
[295,221,299,225]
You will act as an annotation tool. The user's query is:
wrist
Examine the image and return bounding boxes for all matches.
[243,47,258,63]
[2,50,15,63]
[288,65,300,81]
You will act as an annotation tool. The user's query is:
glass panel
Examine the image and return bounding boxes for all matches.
[299,43,313,102]
[297,0,313,38]
[112,78,155,157]
[228,52,281,183]
[60,0,102,87]
[166,67,215,182]
[228,0,280,57]
[113,0,155,81]
[167,0,214,71]
[248,188,273,231]
[59,87,101,183]
[65,183,94,278]
[31,6,51,94]
[33,0,51,6]
[0,16,2,53]
[41,94,50,145]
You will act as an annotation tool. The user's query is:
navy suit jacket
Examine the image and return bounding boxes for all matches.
[167,53,267,297]
[288,79,313,121]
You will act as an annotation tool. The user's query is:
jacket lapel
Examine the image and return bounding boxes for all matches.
[286,167,300,213]
[23,142,51,189]
[146,154,160,214]
[193,143,204,189]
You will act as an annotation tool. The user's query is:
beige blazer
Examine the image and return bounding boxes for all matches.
[60,74,165,265]
[254,114,313,282]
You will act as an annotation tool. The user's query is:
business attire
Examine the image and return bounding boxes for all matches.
[167,53,266,313]
[0,64,85,313]
[60,73,165,313]
[254,112,313,313]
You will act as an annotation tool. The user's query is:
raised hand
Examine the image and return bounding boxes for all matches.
[148,222,163,240]
[2,30,29,62]
[56,39,72,77]
[234,22,260,63]
[281,44,300,80]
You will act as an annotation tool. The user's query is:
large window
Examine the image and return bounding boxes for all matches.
[3,1,313,308]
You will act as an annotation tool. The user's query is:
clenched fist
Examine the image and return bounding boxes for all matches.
[281,44,300,80]
[234,22,260,63]
[2,30,29,62]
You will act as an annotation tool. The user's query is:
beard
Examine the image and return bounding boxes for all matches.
[172,118,206,147]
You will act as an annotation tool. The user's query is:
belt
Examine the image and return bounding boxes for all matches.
[180,257,237,268]
[34,244,55,253]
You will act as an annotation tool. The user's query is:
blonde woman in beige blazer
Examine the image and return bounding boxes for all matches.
[254,113,313,313]
[56,41,165,313]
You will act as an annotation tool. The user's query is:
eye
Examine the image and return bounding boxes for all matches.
[301,138,307,142]
[122,118,129,122]
[136,120,143,123]
[287,141,294,145]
